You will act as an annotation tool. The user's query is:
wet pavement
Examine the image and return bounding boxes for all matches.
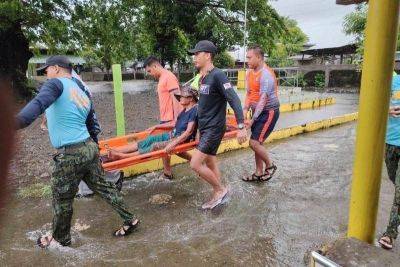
[4,92,397,266]
[1,122,358,266]
[276,93,358,130]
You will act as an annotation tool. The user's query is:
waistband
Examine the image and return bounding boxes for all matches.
[56,138,91,153]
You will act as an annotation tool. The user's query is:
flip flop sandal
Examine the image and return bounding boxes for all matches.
[36,235,54,248]
[242,173,263,182]
[379,236,394,250]
[260,164,277,182]
[202,190,229,210]
[114,219,140,237]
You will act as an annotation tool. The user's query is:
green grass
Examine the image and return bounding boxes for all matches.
[17,183,52,198]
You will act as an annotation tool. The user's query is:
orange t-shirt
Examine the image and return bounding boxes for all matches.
[157,69,181,122]
[245,65,279,110]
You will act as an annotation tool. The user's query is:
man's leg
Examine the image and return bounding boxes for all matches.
[113,142,138,153]
[51,156,81,246]
[385,144,399,185]
[162,156,172,176]
[177,152,192,161]
[190,150,226,203]
[249,139,264,175]
[205,155,221,183]
[384,144,400,240]
[84,157,135,223]
[249,139,272,169]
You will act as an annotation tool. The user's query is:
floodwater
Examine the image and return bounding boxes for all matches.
[2,93,396,266]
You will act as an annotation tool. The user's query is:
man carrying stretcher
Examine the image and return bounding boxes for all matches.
[107,86,198,179]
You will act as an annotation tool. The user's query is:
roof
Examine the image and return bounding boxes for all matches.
[301,44,357,56]
[289,54,313,60]
[29,55,86,65]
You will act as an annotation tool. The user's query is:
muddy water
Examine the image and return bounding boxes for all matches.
[1,122,360,266]
[4,93,392,266]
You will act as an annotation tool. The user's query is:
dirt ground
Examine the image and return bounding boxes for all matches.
[10,89,159,190]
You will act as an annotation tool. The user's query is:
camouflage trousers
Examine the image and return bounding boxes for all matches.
[51,139,134,246]
[384,143,400,239]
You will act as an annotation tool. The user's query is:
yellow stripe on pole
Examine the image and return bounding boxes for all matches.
[347,0,400,243]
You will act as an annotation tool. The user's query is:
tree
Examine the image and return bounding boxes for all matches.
[0,0,72,97]
[71,0,145,73]
[140,0,287,68]
[214,51,235,68]
[267,17,309,67]
[343,3,400,64]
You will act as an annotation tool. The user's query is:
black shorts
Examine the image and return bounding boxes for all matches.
[197,127,226,156]
[251,108,279,143]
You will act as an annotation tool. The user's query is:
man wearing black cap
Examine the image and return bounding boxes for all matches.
[16,56,139,248]
[188,40,247,210]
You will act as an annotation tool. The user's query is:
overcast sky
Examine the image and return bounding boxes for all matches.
[270,0,357,49]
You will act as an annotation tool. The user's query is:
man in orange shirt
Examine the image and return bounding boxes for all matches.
[144,56,187,179]
[242,45,280,182]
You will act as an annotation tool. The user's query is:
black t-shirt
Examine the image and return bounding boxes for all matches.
[198,68,244,131]
[172,105,198,141]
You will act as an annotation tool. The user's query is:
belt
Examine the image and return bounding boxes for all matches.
[56,138,91,153]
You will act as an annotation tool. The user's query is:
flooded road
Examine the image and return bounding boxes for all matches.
[4,92,396,266]
[1,122,363,266]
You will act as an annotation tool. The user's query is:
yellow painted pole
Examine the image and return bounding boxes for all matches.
[348,0,400,243]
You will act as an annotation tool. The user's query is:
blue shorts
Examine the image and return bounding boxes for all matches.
[138,133,171,154]
[250,108,279,143]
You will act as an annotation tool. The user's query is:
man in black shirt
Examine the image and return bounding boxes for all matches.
[188,40,247,210]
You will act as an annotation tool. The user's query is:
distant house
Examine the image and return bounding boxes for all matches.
[291,44,358,66]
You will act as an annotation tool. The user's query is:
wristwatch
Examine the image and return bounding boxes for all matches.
[237,123,245,130]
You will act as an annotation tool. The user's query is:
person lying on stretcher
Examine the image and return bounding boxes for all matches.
[107,86,198,179]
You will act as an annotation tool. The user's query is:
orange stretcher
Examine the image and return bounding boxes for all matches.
[99,115,245,171]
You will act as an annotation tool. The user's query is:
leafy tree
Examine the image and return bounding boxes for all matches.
[71,0,145,73]
[267,17,308,67]
[0,0,72,97]
[140,0,287,67]
[343,3,400,64]
[214,51,235,68]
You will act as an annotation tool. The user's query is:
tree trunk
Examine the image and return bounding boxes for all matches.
[0,21,33,99]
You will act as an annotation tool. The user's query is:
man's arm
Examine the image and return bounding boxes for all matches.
[243,72,250,111]
[216,72,244,124]
[147,121,175,133]
[251,93,268,123]
[216,71,247,144]
[165,121,196,153]
[170,88,181,122]
[16,79,63,129]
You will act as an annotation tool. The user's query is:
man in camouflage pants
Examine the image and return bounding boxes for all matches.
[16,56,139,248]
[379,73,400,250]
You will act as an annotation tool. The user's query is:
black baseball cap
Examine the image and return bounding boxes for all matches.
[188,40,217,55]
[37,55,73,72]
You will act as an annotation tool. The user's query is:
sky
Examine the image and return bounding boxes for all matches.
[270,0,357,49]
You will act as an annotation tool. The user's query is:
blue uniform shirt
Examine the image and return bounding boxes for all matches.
[386,75,400,147]
[46,78,91,148]
[17,77,92,148]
